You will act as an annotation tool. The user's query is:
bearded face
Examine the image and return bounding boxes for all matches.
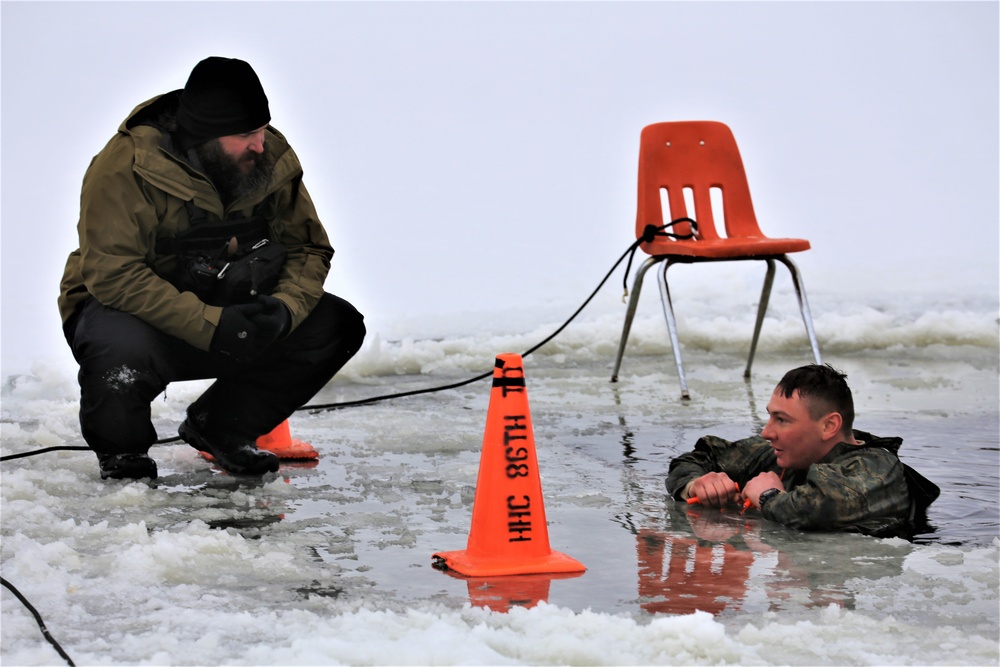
[195,136,275,204]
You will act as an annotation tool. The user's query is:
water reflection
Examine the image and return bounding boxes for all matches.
[434,564,584,612]
[634,501,913,616]
[161,466,321,536]
[636,527,753,615]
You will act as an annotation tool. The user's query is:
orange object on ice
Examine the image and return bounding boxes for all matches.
[432,353,586,577]
[256,419,318,460]
[199,419,318,462]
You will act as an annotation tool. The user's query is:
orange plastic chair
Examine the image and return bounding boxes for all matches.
[611,121,821,398]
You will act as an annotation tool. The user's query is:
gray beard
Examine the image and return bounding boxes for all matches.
[195,140,275,205]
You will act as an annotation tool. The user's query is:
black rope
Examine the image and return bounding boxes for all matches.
[304,217,698,412]
[3,217,699,448]
[621,218,697,299]
[1,577,76,667]
[1,446,90,461]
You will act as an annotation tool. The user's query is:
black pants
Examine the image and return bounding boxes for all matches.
[64,294,365,457]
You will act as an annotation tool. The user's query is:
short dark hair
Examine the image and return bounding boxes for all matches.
[775,364,855,433]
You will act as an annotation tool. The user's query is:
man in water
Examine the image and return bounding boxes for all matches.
[59,57,365,480]
[666,364,939,537]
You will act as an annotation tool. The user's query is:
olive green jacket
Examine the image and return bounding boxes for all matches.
[666,431,936,537]
[58,92,333,351]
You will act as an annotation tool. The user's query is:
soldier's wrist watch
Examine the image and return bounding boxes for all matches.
[758,488,781,510]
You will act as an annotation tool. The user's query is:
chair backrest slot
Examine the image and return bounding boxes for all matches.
[710,186,727,239]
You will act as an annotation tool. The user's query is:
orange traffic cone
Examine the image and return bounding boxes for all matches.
[198,419,318,463]
[432,353,586,577]
[256,420,318,460]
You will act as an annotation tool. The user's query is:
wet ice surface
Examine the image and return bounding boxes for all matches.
[2,347,998,665]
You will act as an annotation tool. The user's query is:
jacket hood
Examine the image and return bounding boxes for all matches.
[820,431,903,465]
[852,430,903,455]
[122,90,184,135]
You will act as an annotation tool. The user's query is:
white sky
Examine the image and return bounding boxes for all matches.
[2,1,997,376]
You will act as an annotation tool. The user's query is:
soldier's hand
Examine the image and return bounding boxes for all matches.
[743,472,784,508]
[686,472,741,507]
[210,296,289,362]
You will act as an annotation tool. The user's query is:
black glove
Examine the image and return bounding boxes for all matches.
[211,295,291,361]
[252,294,291,341]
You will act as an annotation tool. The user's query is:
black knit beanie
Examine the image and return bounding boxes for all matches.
[177,57,270,148]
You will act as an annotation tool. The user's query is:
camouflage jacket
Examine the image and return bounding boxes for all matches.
[666,430,934,537]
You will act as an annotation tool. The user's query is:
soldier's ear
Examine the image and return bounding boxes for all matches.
[819,411,843,441]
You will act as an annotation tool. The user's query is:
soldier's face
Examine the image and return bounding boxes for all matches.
[761,389,830,470]
[196,130,274,203]
[217,126,267,174]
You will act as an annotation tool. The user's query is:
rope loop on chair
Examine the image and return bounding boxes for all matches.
[623,217,698,301]
[640,217,697,243]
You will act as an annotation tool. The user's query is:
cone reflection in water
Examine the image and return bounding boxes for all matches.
[432,353,586,577]
[435,568,582,612]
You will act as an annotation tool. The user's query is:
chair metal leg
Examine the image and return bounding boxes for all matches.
[745,259,777,379]
[611,256,663,382]
[776,255,822,365]
[613,252,822,394]
[657,260,690,400]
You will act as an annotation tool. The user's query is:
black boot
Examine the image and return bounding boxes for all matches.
[99,453,158,480]
[179,420,279,476]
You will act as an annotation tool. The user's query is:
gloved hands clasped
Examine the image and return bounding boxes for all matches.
[210,294,291,361]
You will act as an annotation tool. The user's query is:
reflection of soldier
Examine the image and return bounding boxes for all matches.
[666,364,939,537]
[636,502,911,615]
[755,529,910,611]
